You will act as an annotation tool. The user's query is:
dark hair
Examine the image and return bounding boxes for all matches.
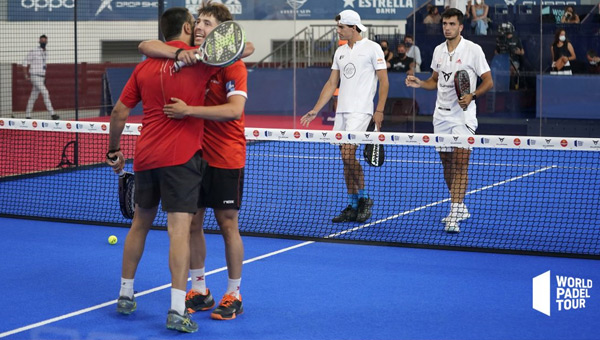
[587,49,597,58]
[334,14,362,33]
[404,34,413,41]
[552,28,567,45]
[39,34,47,39]
[160,7,192,41]
[441,8,464,23]
[198,0,233,23]
[397,42,406,49]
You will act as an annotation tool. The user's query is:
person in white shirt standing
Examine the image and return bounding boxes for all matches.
[301,9,389,224]
[405,8,493,233]
[22,35,58,120]
[404,34,422,72]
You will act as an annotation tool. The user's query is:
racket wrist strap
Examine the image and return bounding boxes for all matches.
[106,148,121,158]
[174,48,184,61]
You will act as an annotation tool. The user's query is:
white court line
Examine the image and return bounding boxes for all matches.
[0,241,314,338]
[0,165,556,338]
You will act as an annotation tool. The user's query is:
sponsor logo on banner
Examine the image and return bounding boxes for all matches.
[306,132,314,138]
[573,140,583,147]
[278,130,289,139]
[496,137,507,146]
[21,0,75,12]
[95,0,113,16]
[468,136,475,144]
[543,139,555,148]
[527,139,536,146]
[514,138,521,146]
[319,132,330,141]
[264,131,273,137]
[481,137,490,144]
[342,0,412,14]
[253,130,259,137]
[451,136,462,145]
[42,122,49,127]
[280,0,311,17]
[66,122,72,129]
[101,124,107,131]
[88,123,98,131]
[378,134,385,142]
[532,271,593,316]
[404,135,417,143]
[137,125,142,132]
[294,131,301,139]
[348,133,356,140]
[0,120,4,127]
[436,136,444,143]
[225,0,243,15]
[560,139,568,147]
[9,121,15,126]
[32,121,38,128]
[52,122,62,130]
[335,132,343,140]
[423,135,430,143]
[124,124,132,132]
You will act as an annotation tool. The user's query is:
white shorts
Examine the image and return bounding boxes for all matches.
[333,112,372,132]
[434,121,476,153]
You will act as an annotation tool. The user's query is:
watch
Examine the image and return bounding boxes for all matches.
[471,93,477,100]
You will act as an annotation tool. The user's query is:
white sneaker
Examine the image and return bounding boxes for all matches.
[441,203,471,223]
[444,222,460,233]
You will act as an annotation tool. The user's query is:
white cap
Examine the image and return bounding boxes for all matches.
[338,9,367,32]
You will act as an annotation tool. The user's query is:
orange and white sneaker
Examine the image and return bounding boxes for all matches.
[210,293,243,320]
[185,289,215,314]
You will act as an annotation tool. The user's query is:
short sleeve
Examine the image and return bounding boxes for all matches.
[224,61,248,99]
[473,45,491,77]
[373,42,387,70]
[119,68,141,109]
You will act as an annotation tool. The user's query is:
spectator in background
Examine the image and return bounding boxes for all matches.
[389,43,415,75]
[424,5,442,24]
[586,50,600,74]
[404,35,422,72]
[550,28,576,75]
[465,0,473,20]
[21,35,58,120]
[560,6,580,23]
[471,0,489,35]
[379,40,394,65]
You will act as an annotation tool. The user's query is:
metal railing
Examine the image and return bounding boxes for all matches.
[251,24,401,69]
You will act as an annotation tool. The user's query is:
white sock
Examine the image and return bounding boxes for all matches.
[119,278,134,299]
[171,288,187,315]
[190,268,207,294]
[451,202,461,213]
[226,278,242,297]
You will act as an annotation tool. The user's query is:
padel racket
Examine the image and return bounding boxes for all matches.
[174,21,245,72]
[363,120,385,167]
[454,69,470,111]
[118,170,135,219]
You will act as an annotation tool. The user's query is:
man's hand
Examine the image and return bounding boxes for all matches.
[106,151,125,174]
[300,110,318,127]
[373,111,384,131]
[458,93,474,110]
[405,75,422,88]
[177,49,199,65]
[164,98,189,119]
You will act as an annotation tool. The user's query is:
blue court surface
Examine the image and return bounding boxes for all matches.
[1,217,599,340]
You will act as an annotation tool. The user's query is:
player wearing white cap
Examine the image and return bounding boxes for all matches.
[301,9,389,223]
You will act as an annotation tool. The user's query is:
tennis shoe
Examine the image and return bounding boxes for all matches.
[166,309,198,333]
[444,221,460,233]
[356,198,374,222]
[116,296,136,315]
[211,293,243,320]
[51,114,60,120]
[332,205,358,223]
[186,288,215,314]
[441,205,471,224]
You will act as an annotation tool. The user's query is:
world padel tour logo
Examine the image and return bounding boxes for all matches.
[532,271,593,316]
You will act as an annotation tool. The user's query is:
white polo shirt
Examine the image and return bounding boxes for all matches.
[332,38,387,115]
[430,36,490,126]
[23,47,47,76]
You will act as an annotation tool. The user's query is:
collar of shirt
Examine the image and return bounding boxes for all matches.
[442,36,465,56]
[165,40,192,49]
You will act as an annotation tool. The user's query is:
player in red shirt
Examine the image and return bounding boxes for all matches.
[106,7,218,333]
[139,2,247,321]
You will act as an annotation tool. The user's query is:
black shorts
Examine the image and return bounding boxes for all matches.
[135,152,206,213]
[199,166,244,210]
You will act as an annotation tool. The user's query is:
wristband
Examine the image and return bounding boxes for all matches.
[174,48,184,61]
[471,93,477,100]
[106,148,120,159]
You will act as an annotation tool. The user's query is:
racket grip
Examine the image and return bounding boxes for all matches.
[173,53,201,72]
[117,170,126,177]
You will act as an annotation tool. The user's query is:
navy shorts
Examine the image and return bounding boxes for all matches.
[199,166,244,210]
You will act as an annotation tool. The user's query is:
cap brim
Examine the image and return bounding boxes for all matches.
[357,23,367,32]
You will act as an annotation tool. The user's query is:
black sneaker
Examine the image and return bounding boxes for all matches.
[185,289,215,313]
[166,309,198,333]
[211,293,243,320]
[356,198,374,222]
[332,205,358,223]
[51,114,60,120]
